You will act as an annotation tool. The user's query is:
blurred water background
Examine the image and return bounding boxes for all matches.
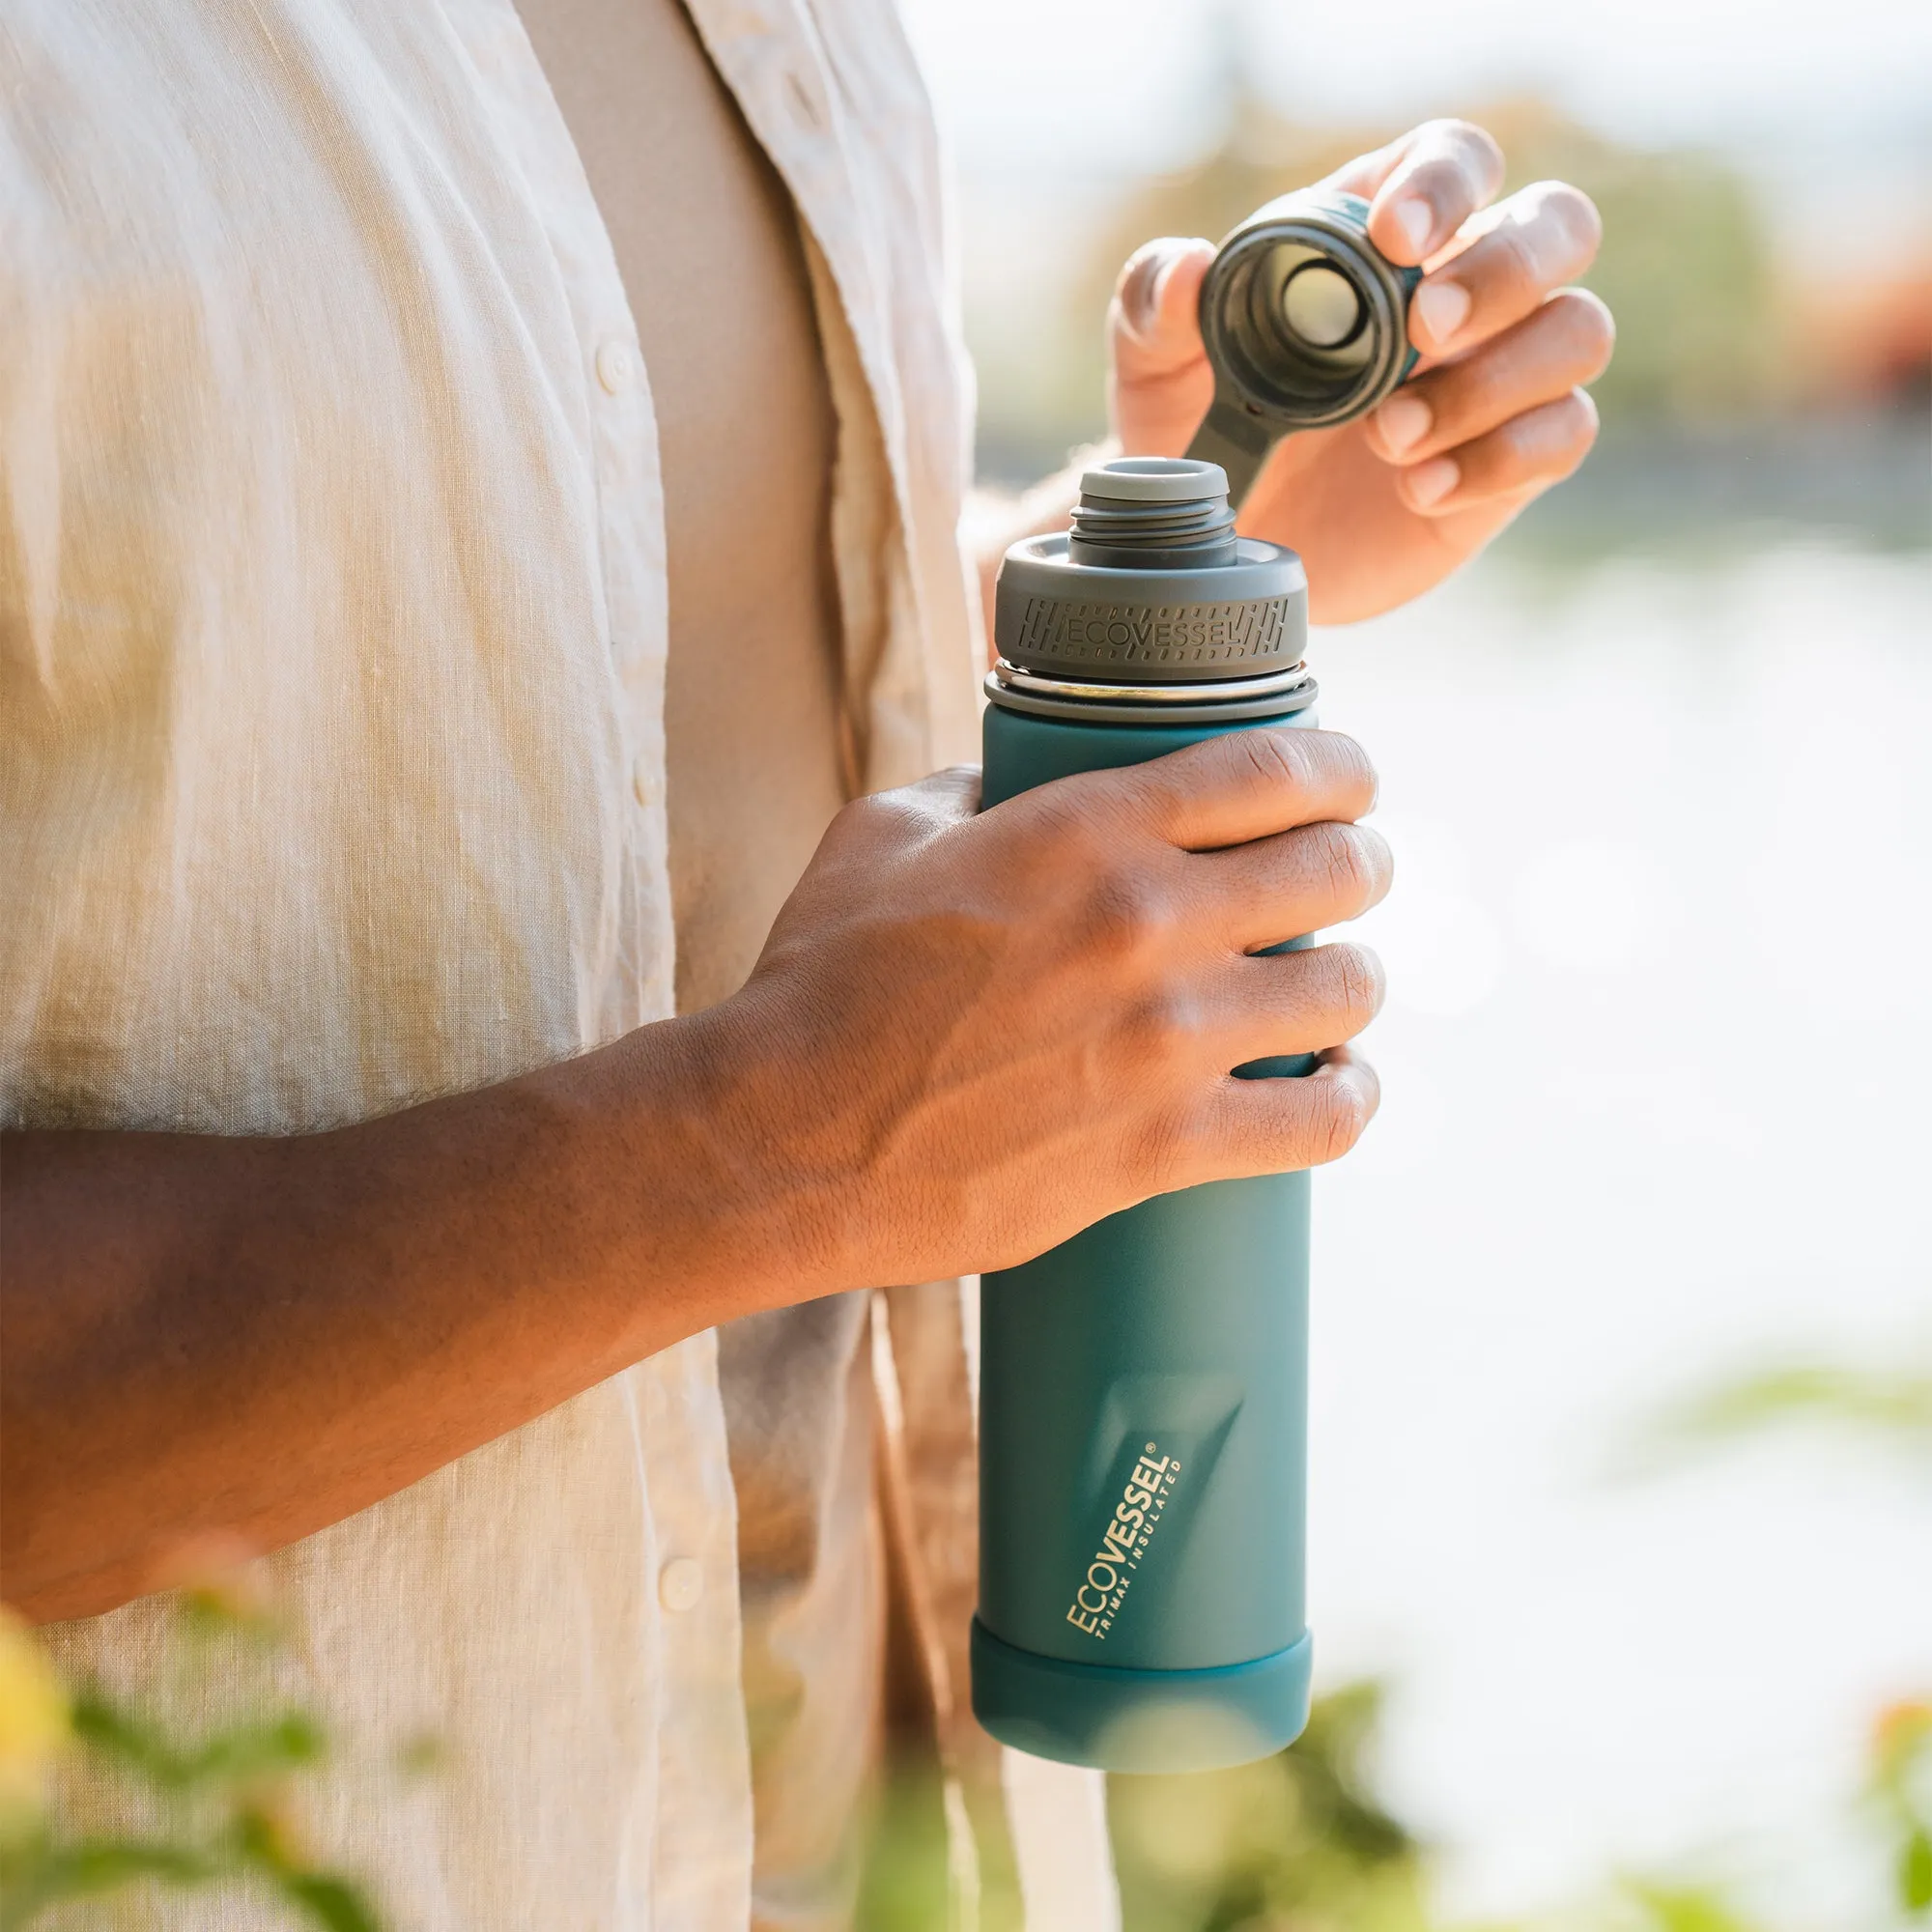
[899,1,1932,1924]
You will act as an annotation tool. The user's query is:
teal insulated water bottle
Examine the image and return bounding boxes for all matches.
[970,192,1416,1776]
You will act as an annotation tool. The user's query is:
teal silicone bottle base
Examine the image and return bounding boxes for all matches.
[971,1618,1312,1775]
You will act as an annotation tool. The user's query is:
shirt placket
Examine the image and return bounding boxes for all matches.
[449,5,754,1926]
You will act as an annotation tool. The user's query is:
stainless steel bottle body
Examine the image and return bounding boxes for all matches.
[972,699,1320,1775]
[969,202,1413,1750]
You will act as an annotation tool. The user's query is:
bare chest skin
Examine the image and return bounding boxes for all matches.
[518,0,848,1017]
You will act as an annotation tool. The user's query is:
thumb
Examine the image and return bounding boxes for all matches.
[1110,238,1214,379]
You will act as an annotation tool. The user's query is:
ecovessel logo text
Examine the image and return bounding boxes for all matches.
[1065,1443,1180,1639]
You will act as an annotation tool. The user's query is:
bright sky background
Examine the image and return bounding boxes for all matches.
[903,0,1932,217]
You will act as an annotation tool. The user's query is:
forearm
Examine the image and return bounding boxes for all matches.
[0,1006,813,1623]
[2,723,1397,1626]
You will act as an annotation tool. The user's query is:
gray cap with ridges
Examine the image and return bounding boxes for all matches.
[993,457,1307,685]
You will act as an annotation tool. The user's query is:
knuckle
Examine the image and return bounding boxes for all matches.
[1552,389,1601,469]
[1326,942,1386,1031]
[1455,338,1515,419]
[1116,238,1164,296]
[1236,725,1370,814]
[831,793,878,839]
[1443,118,1506,185]
[1494,213,1542,291]
[1080,862,1174,959]
[1555,288,1617,376]
[1535,180,1604,260]
[1319,824,1379,906]
[1113,239,1171,329]
[1509,391,1597,474]
[1321,729,1377,799]
[1311,1076,1373,1164]
[1133,1098,1207,1197]
[879,764,979,821]
[1431,114,1487,150]
[1121,985,1207,1071]
[1233,725,1312,799]
[835,788,915,850]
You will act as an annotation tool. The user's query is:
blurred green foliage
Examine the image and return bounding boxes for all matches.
[1110,1679,1427,1932]
[1630,1345,1932,1929]
[1621,1878,1771,1932]
[1647,1359,1932,1460]
[855,1681,1427,1932]
[1871,1701,1932,1919]
[1035,1339,1932,1932]
[14,1340,1928,1932]
[855,1747,955,1932]
[0,1587,387,1932]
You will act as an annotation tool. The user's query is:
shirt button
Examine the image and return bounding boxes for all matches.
[595,338,637,395]
[631,759,656,809]
[659,1557,704,1613]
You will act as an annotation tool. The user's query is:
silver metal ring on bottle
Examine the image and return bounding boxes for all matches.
[991,658,1313,706]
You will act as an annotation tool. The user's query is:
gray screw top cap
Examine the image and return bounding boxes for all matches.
[992,458,1307,685]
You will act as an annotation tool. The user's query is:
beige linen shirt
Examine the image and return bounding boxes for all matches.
[0,0,1072,1924]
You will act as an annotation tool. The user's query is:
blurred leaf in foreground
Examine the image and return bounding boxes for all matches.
[0,1611,69,1840]
[0,1565,398,1932]
[1901,1828,1932,1917]
[1110,1679,1428,1932]
[1621,1876,1769,1932]
[1868,1699,1932,1920]
[1667,1363,1932,1444]
[1617,1350,1932,1478]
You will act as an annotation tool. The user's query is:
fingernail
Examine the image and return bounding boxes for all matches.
[1406,457,1459,509]
[1413,278,1471,347]
[1375,393,1433,455]
[1392,197,1434,258]
[1122,246,1178,338]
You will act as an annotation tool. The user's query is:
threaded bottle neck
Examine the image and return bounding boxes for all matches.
[1065,457,1238,570]
[986,452,1310,708]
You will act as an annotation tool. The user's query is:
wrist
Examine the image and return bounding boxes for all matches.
[591,997,869,1329]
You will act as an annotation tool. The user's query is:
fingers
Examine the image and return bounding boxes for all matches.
[1217,940,1386,1060]
[1110,237,1215,378]
[1109,237,1218,455]
[1358,174,1611,517]
[1405,182,1604,358]
[1198,819,1393,950]
[1365,290,1614,471]
[1096,726,1379,851]
[1339,120,1506,267]
[1386,386,1601,516]
[1209,1043,1382,1177]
